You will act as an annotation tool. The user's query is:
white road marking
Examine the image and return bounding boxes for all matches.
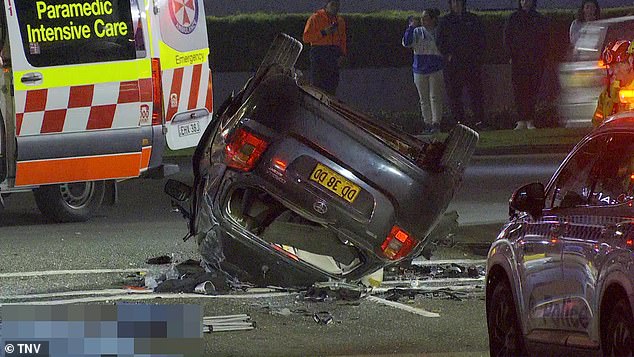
[0,289,153,300]
[411,259,487,266]
[0,268,147,278]
[366,296,440,318]
[0,291,295,305]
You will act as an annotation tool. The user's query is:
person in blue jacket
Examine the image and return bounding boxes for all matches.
[402,8,444,134]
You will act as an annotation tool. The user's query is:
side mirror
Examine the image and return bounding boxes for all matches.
[509,182,545,219]
[164,179,192,202]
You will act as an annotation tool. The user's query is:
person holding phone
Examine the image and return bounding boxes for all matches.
[403,9,444,134]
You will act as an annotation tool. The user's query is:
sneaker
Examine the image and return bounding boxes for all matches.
[526,121,536,129]
[429,123,440,134]
[514,121,527,130]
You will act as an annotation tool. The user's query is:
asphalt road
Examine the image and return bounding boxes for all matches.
[0,154,564,356]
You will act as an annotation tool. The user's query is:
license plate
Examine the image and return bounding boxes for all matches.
[178,121,201,137]
[310,163,360,203]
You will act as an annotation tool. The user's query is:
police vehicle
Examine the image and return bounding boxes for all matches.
[486,111,634,356]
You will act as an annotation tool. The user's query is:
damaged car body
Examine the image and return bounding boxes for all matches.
[167,34,479,288]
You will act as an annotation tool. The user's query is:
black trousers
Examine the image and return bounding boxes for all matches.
[511,66,544,123]
[309,46,341,95]
[444,65,485,126]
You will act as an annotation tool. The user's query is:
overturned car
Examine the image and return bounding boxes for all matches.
[166,34,478,288]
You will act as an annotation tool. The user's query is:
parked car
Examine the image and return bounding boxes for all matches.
[486,110,634,356]
[558,16,634,127]
[166,34,479,287]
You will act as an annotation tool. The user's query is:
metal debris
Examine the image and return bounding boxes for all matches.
[202,314,255,333]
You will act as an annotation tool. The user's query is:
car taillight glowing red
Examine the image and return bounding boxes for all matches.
[224,128,269,171]
[151,58,163,125]
[381,225,416,260]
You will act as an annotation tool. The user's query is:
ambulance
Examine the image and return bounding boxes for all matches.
[0,0,213,221]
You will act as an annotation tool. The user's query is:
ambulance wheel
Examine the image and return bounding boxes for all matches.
[34,181,105,222]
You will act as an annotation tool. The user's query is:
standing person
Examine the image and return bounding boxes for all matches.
[569,0,601,46]
[593,40,634,126]
[302,0,347,96]
[436,0,486,130]
[402,9,444,134]
[504,0,549,130]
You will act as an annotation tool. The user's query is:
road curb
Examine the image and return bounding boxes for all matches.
[474,144,573,156]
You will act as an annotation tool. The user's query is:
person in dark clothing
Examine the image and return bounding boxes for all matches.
[504,0,549,130]
[436,0,486,129]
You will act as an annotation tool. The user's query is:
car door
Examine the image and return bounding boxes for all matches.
[560,132,634,343]
[521,134,607,335]
[7,0,149,187]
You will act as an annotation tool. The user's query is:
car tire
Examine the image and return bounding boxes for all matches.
[603,298,634,357]
[34,181,105,222]
[487,280,527,357]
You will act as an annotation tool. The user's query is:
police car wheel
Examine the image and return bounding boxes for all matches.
[604,299,634,357]
[487,280,526,357]
[34,181,105,223]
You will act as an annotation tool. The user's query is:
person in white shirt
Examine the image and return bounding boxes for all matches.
[569,0,600,46]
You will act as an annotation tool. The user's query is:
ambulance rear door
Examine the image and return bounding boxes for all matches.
[6,0,152,187]
[151,0,212,150]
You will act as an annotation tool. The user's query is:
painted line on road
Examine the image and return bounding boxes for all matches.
[411,259,486,266]
[382,277,485,286]
[366,296,440,318]
[0,289,153,301]
[0,291,295,305]
[0,268,147,279]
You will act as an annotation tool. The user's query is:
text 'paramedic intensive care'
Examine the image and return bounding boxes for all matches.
[27,0,128,42]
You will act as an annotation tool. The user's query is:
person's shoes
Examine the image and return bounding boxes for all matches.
[514,121,527,130]
[526,121,536,130]
[429,123,440,134]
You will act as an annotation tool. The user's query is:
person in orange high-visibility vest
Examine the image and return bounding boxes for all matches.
[593,40,634,126]
[302,0,347,95]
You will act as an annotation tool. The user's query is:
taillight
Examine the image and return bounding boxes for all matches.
[224,127,269,171]
[151,58,163,125]
[381,225,417,260]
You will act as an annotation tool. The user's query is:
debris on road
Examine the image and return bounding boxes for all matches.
[312,311,334,325]
[138,258,229,294]
[386,260,486,281]
[146,255,172,265]
[203,314,255,333]
[302,282,365,302]
[194,281,216,295]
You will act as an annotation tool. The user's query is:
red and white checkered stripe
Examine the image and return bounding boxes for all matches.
[162,63,213,122]
[15,79,153,136]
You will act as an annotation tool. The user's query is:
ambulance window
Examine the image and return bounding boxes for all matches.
[14,0,137,67]
[130,0,146,58]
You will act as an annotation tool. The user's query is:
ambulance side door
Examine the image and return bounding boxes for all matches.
[150,0,212,150]
[7,0,151,187]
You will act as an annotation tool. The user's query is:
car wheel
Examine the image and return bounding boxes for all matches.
[34,181,105,222]
[487,280,526,357]
[604,299,634,357]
